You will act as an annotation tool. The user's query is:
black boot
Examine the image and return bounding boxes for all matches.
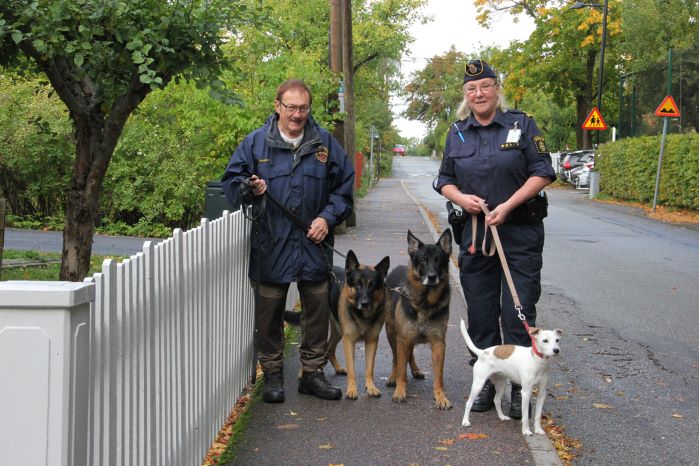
[509,384,531,419]
[262,371,285,403]
[298,371,342,400]
[471,380,495,412]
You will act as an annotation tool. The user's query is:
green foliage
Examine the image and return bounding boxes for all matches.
[597,132,698,209]
[0,72,73,217]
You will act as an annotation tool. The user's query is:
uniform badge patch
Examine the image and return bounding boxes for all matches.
[533,136,548,154]
[315,147,329,163]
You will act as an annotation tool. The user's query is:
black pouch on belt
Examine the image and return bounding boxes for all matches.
[446,201,467,245]
[508,191,548,224]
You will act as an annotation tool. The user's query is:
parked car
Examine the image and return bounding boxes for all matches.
[569,154,595,188]
[559,150,595,183]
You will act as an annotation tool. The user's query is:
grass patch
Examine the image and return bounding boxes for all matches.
[1,249,127,281]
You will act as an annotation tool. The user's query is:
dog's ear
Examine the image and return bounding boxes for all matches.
[555,329,564,336]
[374,256,390,278]
[407,230,422,257]
[438,228,452,255]
[345,250,359,275]
[528,327,540,336]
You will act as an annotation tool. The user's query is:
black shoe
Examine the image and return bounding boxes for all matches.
[298,371,342,400]
[471,380,495,412]
[262,371,285,403]
[509,384,531,419]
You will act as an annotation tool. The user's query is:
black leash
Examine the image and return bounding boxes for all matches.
[242,176,347,259]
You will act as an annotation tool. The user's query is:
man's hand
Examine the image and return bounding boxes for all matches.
[249,175,266,196]
[308,217,329,244]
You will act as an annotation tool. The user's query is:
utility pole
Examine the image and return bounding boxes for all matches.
[329,0,343,146]
[341,0,356,226]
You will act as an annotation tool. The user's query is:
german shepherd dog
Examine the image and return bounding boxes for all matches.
[385,229,453,409]
[285,250,390,399]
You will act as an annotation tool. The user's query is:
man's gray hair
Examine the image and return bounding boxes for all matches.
[455,82,509,121]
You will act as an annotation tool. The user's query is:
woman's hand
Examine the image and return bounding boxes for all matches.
[485,203,514,226]
[459,193,487,215]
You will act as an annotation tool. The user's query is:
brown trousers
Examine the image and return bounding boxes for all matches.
[252,280,330,374]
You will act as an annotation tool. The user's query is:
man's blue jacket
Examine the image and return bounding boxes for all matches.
[221,114,354,284]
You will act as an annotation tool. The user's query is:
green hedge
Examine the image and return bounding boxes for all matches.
[597,132,699,210]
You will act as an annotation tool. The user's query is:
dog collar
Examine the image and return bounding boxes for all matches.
[523,320,545,359]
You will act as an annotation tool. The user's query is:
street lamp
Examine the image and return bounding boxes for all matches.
[571,0,609,148]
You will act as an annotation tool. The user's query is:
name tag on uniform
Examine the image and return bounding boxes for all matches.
[506,128,521,143]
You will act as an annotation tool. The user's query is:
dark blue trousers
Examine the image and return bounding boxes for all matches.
[459,219,544,349]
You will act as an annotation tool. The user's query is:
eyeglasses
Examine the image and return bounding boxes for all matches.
[465,82,497,95]
[279,102,311,114]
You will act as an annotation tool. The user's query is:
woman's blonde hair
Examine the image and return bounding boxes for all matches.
[455,81,509,121]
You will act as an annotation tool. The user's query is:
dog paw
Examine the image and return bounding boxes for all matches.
[335,368,347,376]
[461,420,472,427]
[366,385,381,397]
[386,378,396,387]
[346,387,359,400]
[392,390,407,403]
[534,427,545,435]
[498,415,512,422]
[522,429,533,436]
[434,397,452,410]
[412,370,425,380]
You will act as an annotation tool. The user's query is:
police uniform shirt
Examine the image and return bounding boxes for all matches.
[435,109,555,209]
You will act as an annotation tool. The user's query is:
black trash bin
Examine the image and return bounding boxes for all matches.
[204,181,235,220]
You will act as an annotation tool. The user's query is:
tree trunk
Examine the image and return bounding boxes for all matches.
[60,116,108,281]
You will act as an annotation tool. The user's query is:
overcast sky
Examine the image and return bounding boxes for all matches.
[393,0,535,139]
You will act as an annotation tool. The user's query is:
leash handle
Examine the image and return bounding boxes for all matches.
[476,200,523,311]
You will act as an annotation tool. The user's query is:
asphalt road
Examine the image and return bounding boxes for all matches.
[394,156,699,465]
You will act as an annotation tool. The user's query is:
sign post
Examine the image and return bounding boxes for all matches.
[652,95,681,211]
[582,107,608,198]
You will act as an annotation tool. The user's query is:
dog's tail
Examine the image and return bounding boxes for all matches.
[460,319,484,358]
[283,310,301,326]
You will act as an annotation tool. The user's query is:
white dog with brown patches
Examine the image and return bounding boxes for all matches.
[460,319,562,436]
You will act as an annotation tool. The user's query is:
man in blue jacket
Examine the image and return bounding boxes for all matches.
[222,79,354,403]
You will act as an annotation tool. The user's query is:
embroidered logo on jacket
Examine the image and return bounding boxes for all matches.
[315,147,329,163]
[533,136,548,154]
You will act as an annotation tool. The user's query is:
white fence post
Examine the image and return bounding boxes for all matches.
[0,281,95,466]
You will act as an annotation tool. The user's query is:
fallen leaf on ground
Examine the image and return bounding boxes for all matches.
[458,433,488,440]
[283,410,298,416]
[276,423,299,429]
[592,403,613,409]
[435,446,449,451]
[316,417,327,421]
[439,438,455,445]
[672,413,684,419]
[319,444,334,450]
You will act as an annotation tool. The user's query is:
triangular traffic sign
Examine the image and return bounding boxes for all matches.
[582,107,608,130]
[655,95,681,117]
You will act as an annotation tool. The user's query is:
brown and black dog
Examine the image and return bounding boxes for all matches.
[385,229,453,409]
[285,250,390,399]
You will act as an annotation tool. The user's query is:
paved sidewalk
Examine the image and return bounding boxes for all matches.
[226,177,561,466]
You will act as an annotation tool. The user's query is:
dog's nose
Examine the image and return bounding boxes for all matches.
[553,348,560,354]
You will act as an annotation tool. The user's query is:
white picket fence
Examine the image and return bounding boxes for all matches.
[0,209,303,466]
[82,210,255,466]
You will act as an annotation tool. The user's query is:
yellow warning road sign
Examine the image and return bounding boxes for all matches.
[655,95,681,117]
[582,107,608,130]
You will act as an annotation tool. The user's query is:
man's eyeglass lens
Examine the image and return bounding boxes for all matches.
[280,102,310,114]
